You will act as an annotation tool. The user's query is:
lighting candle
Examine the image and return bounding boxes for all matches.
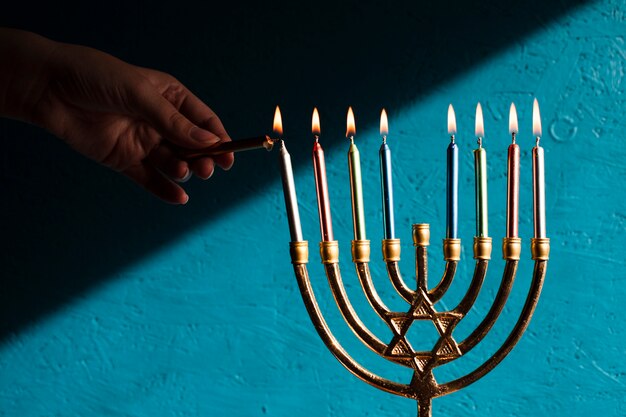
[474,103,488,237]
[346,107,366,240]
[274,106,303,242]
[446,105,459,239]
[532,98,546,238]
[379,108,395,240]
[312,107,334,242]
[507,103,520,238]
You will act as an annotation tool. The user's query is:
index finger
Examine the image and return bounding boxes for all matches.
[178,91,234,171]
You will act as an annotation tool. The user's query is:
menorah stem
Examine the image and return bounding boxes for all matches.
[416,245,428,291]
[418,398,432,417]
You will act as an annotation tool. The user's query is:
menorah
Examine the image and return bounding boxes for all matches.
[288,229,550,416]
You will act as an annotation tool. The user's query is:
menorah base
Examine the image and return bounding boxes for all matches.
[290,225,549,417]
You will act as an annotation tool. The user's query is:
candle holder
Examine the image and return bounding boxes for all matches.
[289,226,550,416]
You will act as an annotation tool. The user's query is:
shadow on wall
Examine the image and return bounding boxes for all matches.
[0,0,590,340]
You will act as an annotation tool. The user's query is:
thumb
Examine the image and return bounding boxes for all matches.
[133,83,220,149]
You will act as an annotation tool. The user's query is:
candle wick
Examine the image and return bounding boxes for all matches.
[477,137,482,148]
[450,135,455,144]
[382,135,387,144]
[512,132,517,144]
[536,136,541,147]
[314,135,319,143]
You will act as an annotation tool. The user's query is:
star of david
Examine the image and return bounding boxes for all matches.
[383,289,462,376]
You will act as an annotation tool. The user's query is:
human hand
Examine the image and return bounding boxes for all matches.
[2,30,233,204]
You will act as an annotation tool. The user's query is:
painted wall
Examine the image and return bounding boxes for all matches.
[1,0,624,416]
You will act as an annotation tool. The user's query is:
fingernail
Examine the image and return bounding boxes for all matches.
[182,194,189,204]
[190,127,219,143]
[178,169,192,183]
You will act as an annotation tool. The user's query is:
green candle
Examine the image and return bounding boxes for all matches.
[347,107,366,240]
[474,103,489,237]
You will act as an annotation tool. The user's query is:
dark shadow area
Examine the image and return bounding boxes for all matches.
[0,0,590,340]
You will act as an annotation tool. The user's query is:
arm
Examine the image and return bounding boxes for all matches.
[0,28,233,204]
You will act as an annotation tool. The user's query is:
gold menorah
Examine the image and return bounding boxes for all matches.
[288,228,550,416]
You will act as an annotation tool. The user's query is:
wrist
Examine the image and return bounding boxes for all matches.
[0,28,61,125]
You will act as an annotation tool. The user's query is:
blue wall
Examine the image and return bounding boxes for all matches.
[1,0,624,416]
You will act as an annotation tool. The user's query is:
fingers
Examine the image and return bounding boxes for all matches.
[178,92,234,171]
[146,145,189,181]
[189,157,215,180]
[131,82,220,149]
[123,162,188,204]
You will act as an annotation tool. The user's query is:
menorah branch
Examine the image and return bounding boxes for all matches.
[289,231,549,417]
[383,239,415,303]
[459,266,516,354]
[321,241,389,356]
[352,240,393,319]
[290,241,413,398]
[440,244,548,395]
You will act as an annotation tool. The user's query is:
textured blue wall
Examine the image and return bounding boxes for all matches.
[1,1,625,416]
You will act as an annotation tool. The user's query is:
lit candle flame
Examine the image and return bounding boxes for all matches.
[273,105,283,137]
[312,107,320,136]
[533,98,542,137]
[346,106,356,137]
[448,104,457,135]
[380,108,388,136]
[509,102,518,134]
[475,103,484,137]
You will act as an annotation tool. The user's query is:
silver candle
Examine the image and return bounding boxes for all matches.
[532,99,546,238]
[274,106,303,242]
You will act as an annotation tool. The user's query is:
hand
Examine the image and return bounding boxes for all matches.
[1,29,233,204]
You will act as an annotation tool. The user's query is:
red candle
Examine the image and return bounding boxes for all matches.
[312,108,334,241]
[507,103,520,238]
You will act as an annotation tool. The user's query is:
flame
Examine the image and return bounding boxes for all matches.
[448,104,457,135]
[509,102,518,134]
[380,108,388,136]
[273,106,283,137]
[533,98,542,137]
[312,107,320,136]
[346,107,356,137]
[475,103,484,137]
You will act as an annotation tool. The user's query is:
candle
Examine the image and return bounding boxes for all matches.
[312,107,334,242]
[474,103,489,237]
[446,104,459,239]
[507,103,520,238]
[379,108,395,240]
[346,107,366,240]
[274,106,303,242]
[532,98,547,238]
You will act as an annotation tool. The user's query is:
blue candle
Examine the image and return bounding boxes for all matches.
[379,109,395,239]
[446,105,459,239]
